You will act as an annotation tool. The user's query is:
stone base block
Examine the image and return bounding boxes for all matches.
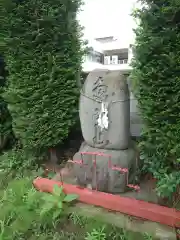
[73,142,139,193]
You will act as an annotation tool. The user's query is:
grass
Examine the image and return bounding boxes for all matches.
[0,170,154,240]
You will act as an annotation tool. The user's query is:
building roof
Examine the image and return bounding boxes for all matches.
[101,39,130,51]
[87,38,103,53]
[88,36,131,52]
[95,36,114,42]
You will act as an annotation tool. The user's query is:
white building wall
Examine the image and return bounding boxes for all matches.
[82,37,133,73]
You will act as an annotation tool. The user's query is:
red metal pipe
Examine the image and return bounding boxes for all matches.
[33,177,180,228]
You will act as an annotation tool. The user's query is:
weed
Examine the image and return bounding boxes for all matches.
[70,212,87,227]
[40,185,78,221]
[0,177,79,239]
[0,171,155,240]
[85,226,106,240]
[143,233,153,240]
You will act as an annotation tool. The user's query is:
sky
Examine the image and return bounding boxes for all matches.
[78,0,138,44]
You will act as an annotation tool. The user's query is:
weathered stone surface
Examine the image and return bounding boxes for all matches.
[130,95,142,137]
[127,76,143,138]
[73,142,138,193]
[80,69,131,150]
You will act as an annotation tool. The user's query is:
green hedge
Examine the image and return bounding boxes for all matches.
[0,0,84,154]
[131,1,180,198]
[0,56,13,150]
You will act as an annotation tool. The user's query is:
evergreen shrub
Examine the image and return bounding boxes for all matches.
[0,0,84,153]
[0,55,13,150]
[131,0,180,198]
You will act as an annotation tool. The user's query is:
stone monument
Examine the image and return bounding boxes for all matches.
[73,69,138,193]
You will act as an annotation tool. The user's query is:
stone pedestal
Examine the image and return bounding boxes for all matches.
[73,142,138,193]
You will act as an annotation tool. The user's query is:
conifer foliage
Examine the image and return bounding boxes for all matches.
[132,1,180,198]
[0,55,13,150]
[0,0,83,152]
